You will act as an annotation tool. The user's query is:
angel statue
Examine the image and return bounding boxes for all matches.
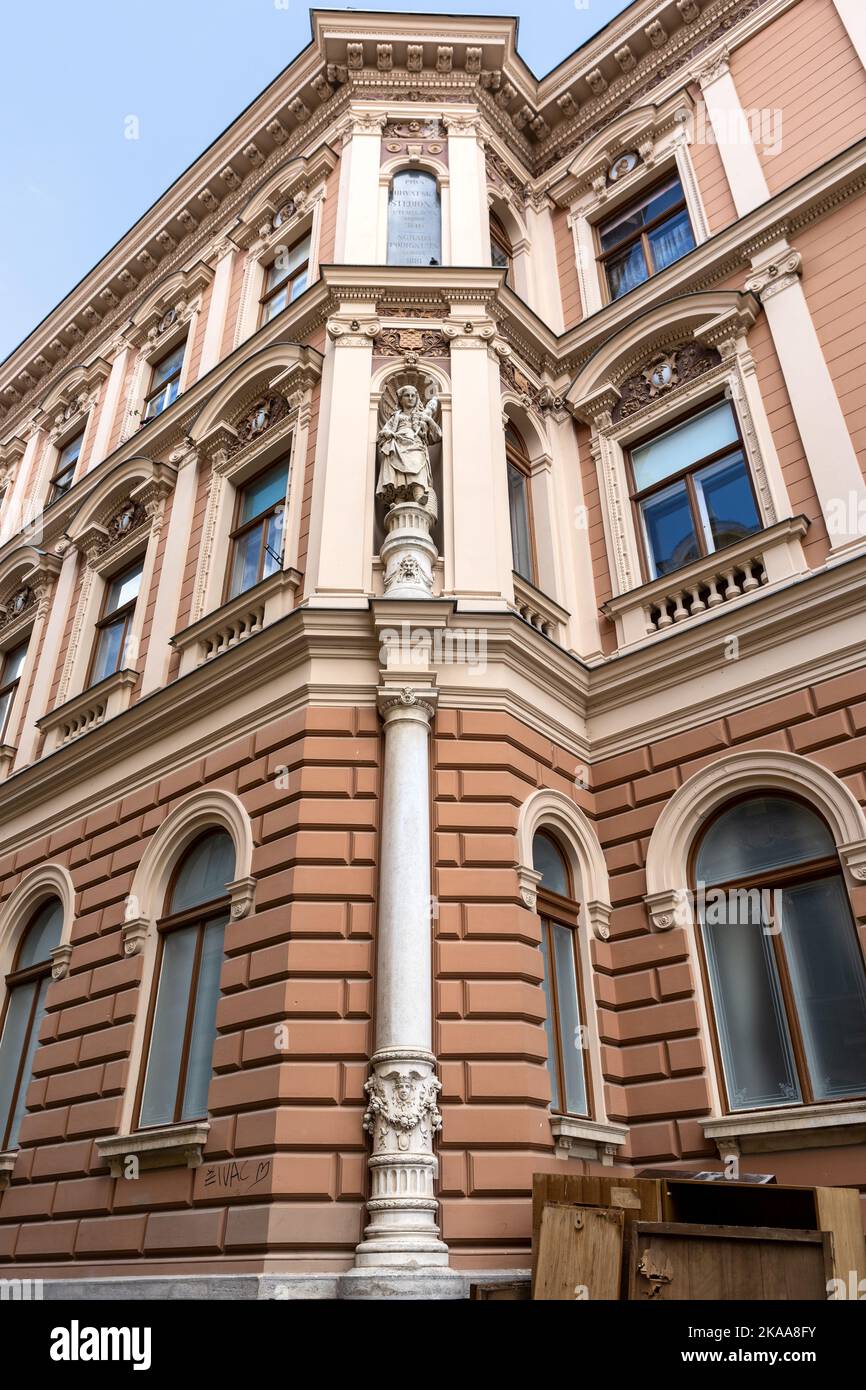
[375,384,440,513]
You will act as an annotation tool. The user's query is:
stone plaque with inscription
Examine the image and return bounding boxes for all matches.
[387,170,441,266]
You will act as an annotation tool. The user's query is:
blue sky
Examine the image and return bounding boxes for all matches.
[0,1,631,362]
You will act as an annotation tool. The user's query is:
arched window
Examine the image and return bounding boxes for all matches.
[533,831,591,1118]
[0,899,63,1149]
[505,422,536,583]
[694,794,866,1112]
[490,212,513,283]
[387,170,441,266]
[137,829,235,1129]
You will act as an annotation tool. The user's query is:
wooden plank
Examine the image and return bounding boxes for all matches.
[629,1221,831,1302]
[534,1203,624,1301]
[814,1185,866,1288]
[469,1280,531,1301]
[531,1174,661,1296]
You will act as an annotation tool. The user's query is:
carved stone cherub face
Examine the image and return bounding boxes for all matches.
[397,386,419,411]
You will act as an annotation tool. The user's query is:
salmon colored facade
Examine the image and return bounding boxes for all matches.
[1,0,866,1298]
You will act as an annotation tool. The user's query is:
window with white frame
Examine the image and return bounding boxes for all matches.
[0,899,63,1149]
[226,456,289,600]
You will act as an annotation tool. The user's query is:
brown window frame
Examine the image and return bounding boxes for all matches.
[0,641,28,744]
[86,558,143,688]
[224,456,290,603]
[49,430,85,504]
[626,397,762,585]
[596,173,693,303]
[133,869,231,1132]
[142,339,186,423]
[688,791,866,1115]
[0,916,56,1150]
[505,423,538,585]
[538,877,594,1121]
[258,231,311,326]
[490,212,513,283]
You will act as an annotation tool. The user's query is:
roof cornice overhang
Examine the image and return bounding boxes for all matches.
[1,0,790,425]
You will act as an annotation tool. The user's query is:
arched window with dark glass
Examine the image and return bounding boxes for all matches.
[505,422,536,583]
[387,170,441,266]
[490,212,513,284]
[137,830,236,1129]
[533,831,590,1118]
[0,899,63,1149]
[694,794,866,1112]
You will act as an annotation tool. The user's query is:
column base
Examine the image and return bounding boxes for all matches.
[339,1267,465,1299]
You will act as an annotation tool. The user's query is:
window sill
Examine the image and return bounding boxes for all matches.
[601,515,810,650]
[37,667,138,754]
[172,567,301,676]
[96,1121,210,1177]
[703,1099,866,1156]
[550,1114,628,1164]
[0,1149,18,1190]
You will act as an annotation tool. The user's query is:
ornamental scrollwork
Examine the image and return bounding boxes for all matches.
[612,343,722,422]
[363,1069,443,1153]
[229,394,291,455]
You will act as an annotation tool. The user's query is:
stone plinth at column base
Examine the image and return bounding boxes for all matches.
[381,500,438,598]
[339,1267,466,1299]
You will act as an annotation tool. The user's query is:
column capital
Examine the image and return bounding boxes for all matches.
[745,249,803,302]
[377,684,438,724]
[692,47,730,88]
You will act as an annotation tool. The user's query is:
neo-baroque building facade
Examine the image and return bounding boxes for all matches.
[1,0,866,1297]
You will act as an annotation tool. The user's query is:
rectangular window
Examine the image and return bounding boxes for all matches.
[0,641,28,744]
[598,175,695,301]
[259,232,311,325]
[629,400,761,580]
[49,431,84,502]
[226,457,289,600]
[142,340,186,422]
[89,561,143,685]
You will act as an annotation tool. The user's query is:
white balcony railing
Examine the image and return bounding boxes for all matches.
[602,516,810,649]
[172,567,301,676]
[512,572,569,644]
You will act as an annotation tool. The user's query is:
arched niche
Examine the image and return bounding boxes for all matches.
[386,169,442,266]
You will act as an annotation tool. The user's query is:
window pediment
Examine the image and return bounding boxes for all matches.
[68,459,177,570]
[553,94,693,206]
[0,546,61,644]
[126,264,213,351]
[568,291,759,429]
[192,343,322,466]
[37,359,111,444]
[234,145,337,251]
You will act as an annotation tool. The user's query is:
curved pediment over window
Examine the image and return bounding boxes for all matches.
[553,93,694,203]
[568,290,760,427]
[190,341,323,461]
[233,145,338,250]
[126,264,214,352]
[66,455,176,571]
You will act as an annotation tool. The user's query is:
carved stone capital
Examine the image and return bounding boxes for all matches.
[363,1053,442,1156]
[227,875,257,920]
[327,317,380,347]
[693,48,730,88]
[645,888,692,932]
[377,685,438,725]
[517,865,543,911]
[840,839,866,883]
[122,916,150,957]
[745,250,803,302]
[50,943,73,981]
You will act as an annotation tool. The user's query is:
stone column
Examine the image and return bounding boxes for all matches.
[745,248,866,551]
[694,51,769,217]
[834,0,866,70]
[353,684,449,1270]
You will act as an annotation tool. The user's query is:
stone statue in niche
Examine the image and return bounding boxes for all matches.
[375,383,440,515]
